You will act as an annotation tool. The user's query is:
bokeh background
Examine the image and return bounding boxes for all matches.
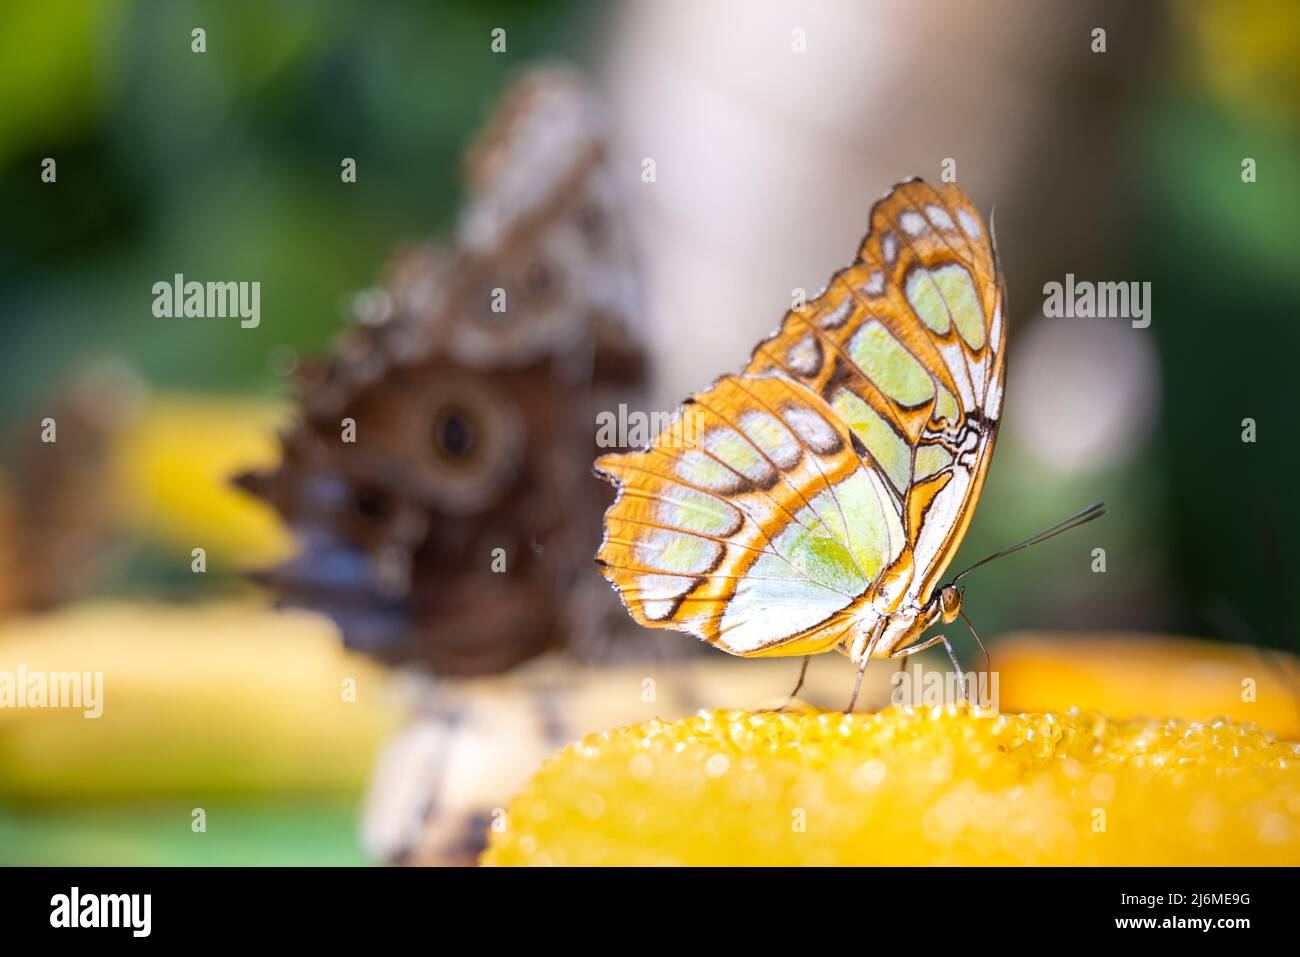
[0,0,1297,864]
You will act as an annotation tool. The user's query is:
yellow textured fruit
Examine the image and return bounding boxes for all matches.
[482,705,1300,866]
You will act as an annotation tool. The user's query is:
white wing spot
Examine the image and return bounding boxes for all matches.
[654,484,742,537]
[738,409,801,469]
[674,449,745,493]
[900,211,928,236]
[780,405,840,455]
[958,209,981,240]
[785,335,822,376]
[637,529,720,575]
[703,427,776,484]
[925,204,956,231]
[860,270,886,297]
[637,573,691,620]
[819,297,854,330]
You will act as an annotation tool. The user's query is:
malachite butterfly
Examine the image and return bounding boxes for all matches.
[595,179,1008,686]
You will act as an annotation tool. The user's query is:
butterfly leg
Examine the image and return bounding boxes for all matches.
[754,655,812,713]
[845,621,886,713]
[890,634,967,700]
[777,655,811,710]
[890,633,962,668]
[845,660,870,714]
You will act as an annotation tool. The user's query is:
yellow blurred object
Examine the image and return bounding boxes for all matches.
[483,705,1300,866]
[1181,0,1300,127]
[997,632,1300,740]
[0,601,406,800]
[109,393,295,566]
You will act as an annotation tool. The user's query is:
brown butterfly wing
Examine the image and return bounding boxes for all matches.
[239,69,651,675]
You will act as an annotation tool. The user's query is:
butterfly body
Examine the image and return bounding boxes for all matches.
[596,179,1005,667]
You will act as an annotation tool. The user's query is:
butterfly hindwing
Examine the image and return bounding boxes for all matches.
[596,373,907,656]
[597,179,1005,658]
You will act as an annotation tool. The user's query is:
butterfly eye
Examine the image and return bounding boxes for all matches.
[434,407,477,461]
[939,585,962,621]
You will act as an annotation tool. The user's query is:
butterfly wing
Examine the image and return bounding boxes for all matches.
[444,68,646,374]
[595,179,1005,657]
[241,69,652,674]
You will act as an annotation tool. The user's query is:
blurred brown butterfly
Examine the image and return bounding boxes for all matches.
[238,69,660,676]
[0,364,140,615]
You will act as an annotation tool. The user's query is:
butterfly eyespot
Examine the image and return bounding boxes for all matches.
[433,407,477,461]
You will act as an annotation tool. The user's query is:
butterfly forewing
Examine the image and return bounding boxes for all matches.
[596,179,1005,658]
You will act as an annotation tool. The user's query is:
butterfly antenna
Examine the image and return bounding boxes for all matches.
[951,501,1106,584]
[958,607,992,681]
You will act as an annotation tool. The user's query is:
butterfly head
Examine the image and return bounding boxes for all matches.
[937,584,964,625]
